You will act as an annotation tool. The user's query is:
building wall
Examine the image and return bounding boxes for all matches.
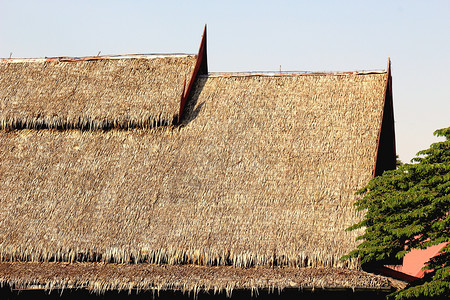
[390,243,447,278]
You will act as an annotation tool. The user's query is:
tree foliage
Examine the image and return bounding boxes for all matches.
[344,127,450,299]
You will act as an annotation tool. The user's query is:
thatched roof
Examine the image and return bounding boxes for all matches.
[0,54,196,130]
[0,72,387,267]
[0,32,398,294]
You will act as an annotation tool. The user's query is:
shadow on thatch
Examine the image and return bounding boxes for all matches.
[0,116,176,132]
[180,78,207,125]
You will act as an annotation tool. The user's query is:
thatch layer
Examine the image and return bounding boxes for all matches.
[0,55,196,130]
[0,262,395,296]
[0,73,387,270]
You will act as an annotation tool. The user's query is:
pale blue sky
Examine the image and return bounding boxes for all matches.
[1,0,449,162]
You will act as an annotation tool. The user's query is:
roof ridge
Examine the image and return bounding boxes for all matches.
[205,70,387,77]
[0,53,197,63]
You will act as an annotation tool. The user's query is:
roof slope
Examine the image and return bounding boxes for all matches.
[0,55,196,130]
[0,72,388,272]
[178,73,388,268]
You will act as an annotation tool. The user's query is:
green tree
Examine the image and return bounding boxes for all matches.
[344,127,450,299]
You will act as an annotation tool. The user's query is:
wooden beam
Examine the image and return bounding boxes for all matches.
[177,25,208,124]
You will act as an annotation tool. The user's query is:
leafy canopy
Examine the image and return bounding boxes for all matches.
[344,127,450,299]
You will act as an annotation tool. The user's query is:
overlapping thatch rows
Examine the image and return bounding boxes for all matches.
[0,262,396,296]
[0,72,387,271]
[0,55,196,130]
[176,73,388,268]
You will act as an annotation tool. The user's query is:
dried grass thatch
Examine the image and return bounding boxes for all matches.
[0,262,397,296]
[0,72,388,273]
[0,55,196,130]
